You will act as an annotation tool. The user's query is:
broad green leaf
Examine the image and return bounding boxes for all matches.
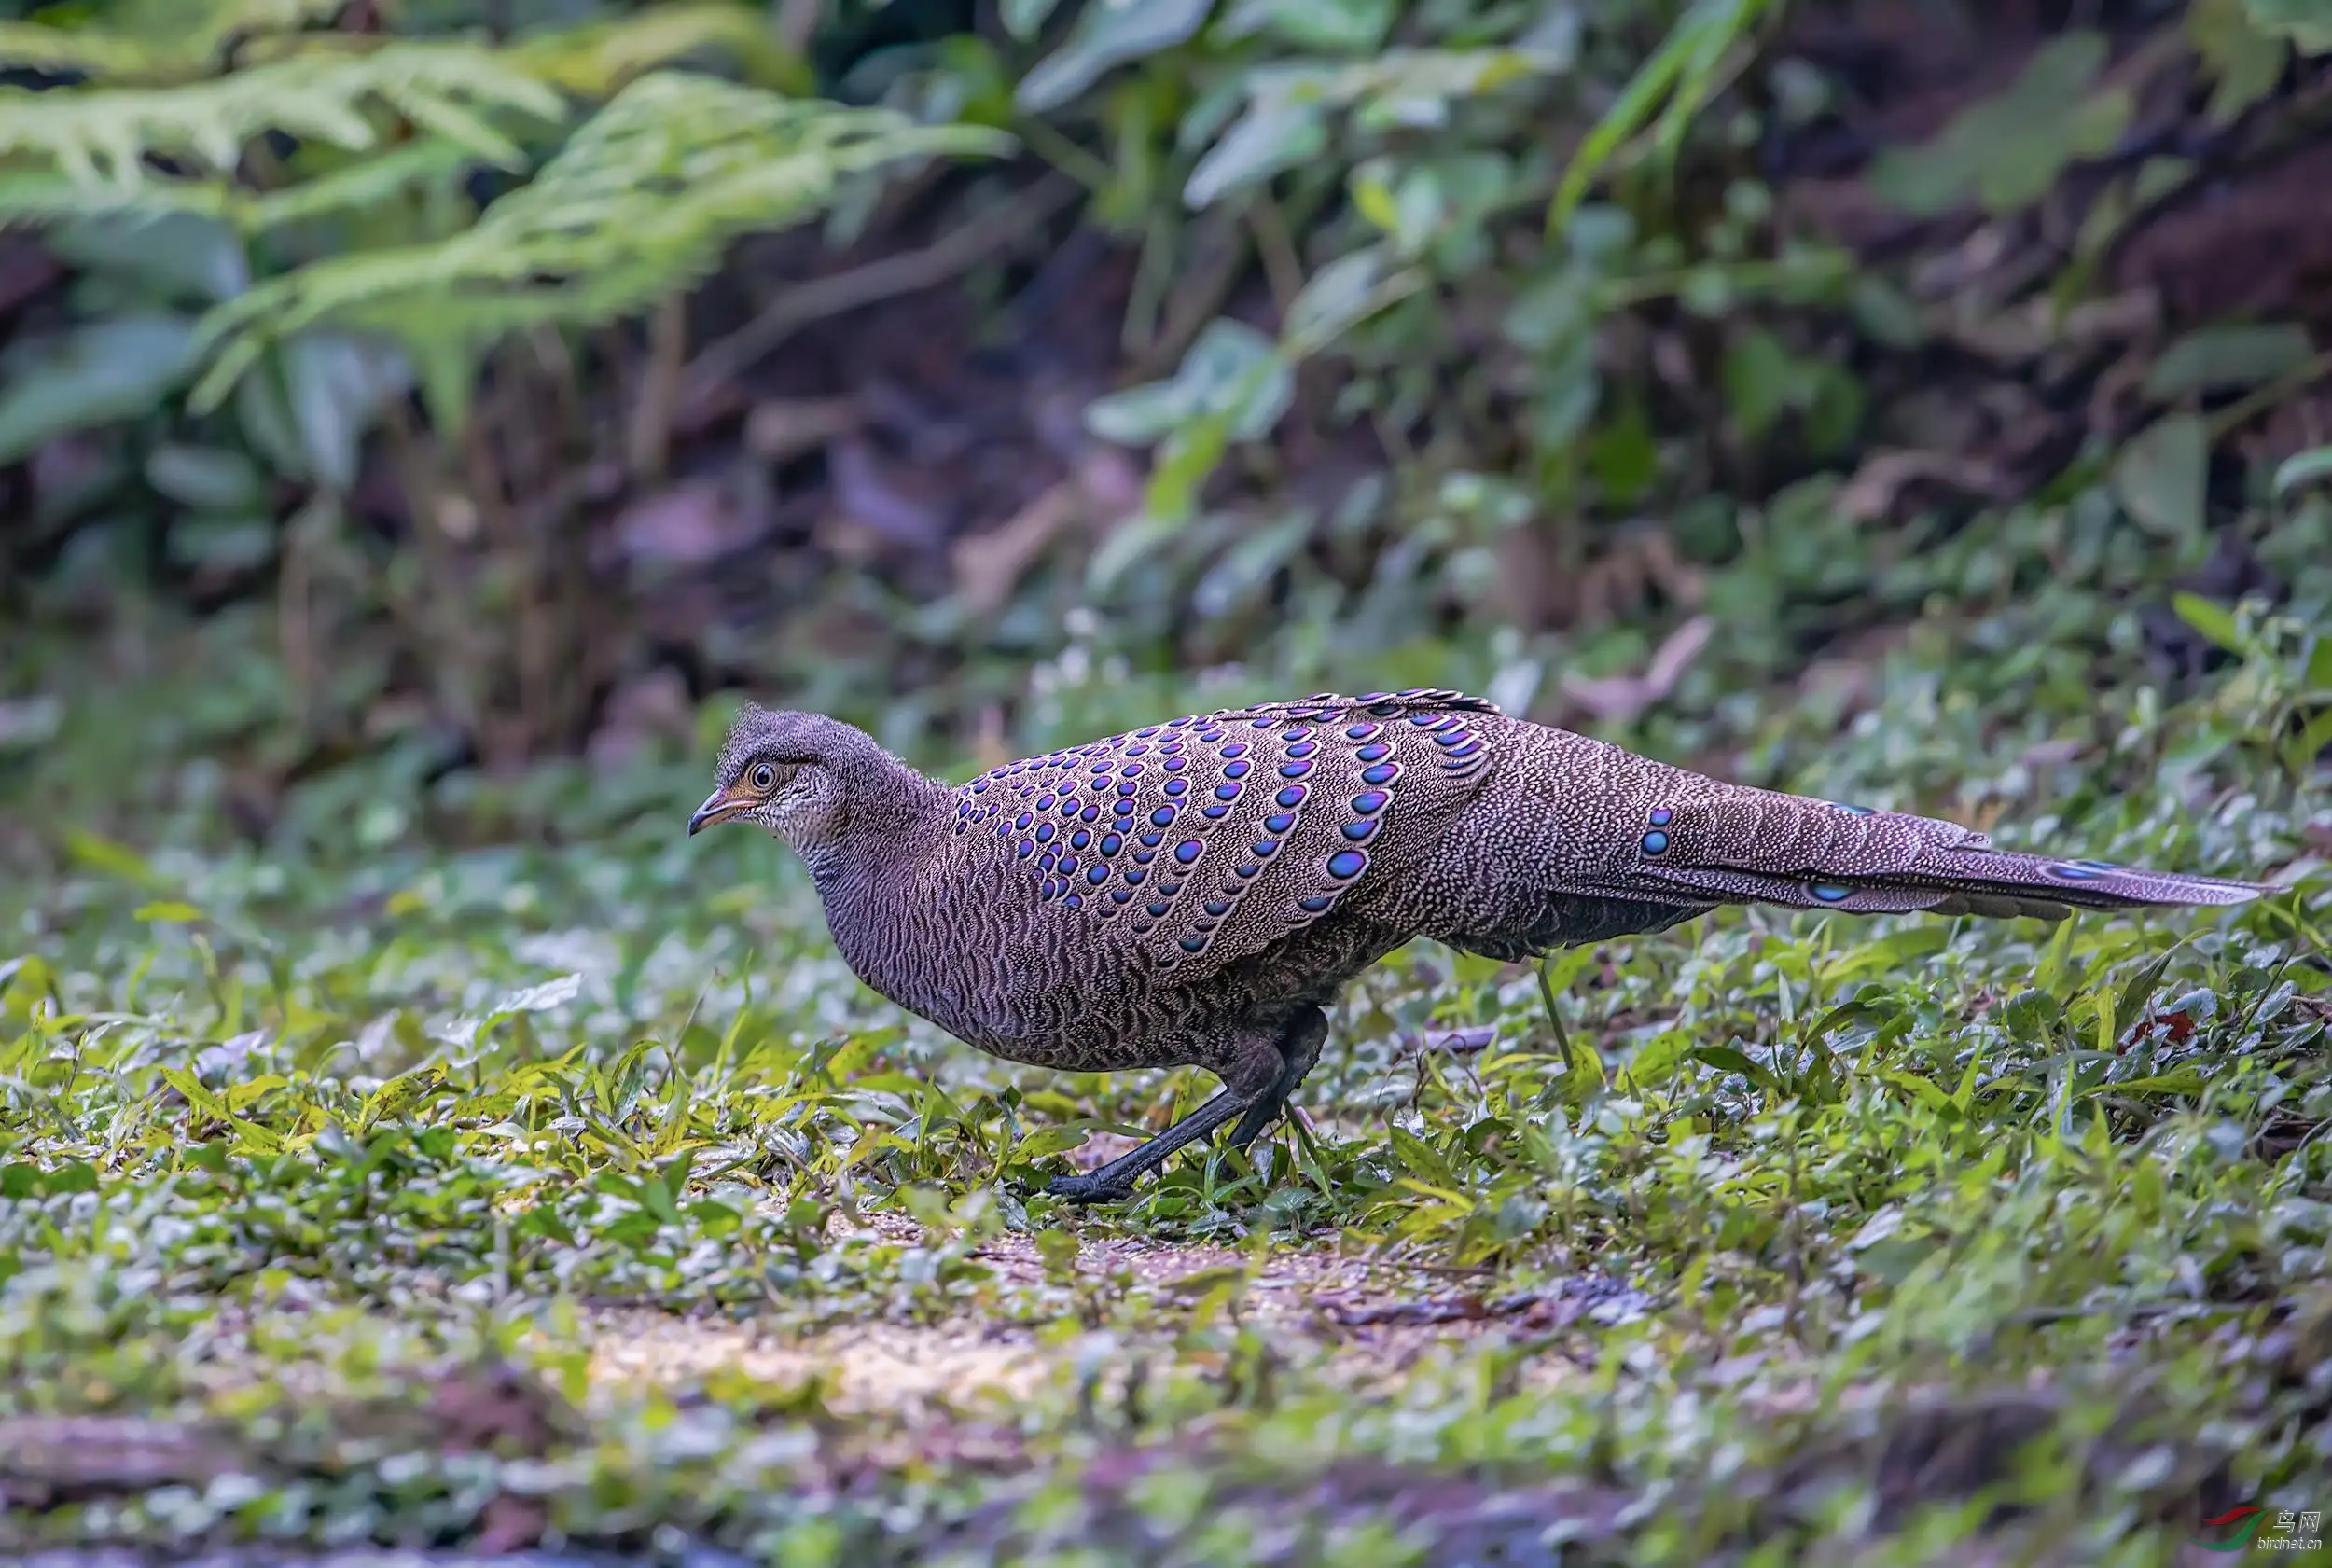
[2087,1069,2210,1098]
[2272,443,2332,496]
[1387,1126,1454,1186]
[2282,706,2332,777]
[1001,0,1064,42]
[1191,509,1312,619]
[2243,0,2332,51]
[358,1063,448,1131]
[1883,1071,1956,1116]
[1285,248,1386,347]
[493,973,585,1017]
[1870,33,2127,216]
[1183,98,1326,209]
[1016,0,1213,115]
[2110,414,2209,539]
[2191,0,2291,121]
[2172,591,2243,654]
[160,1066,234,1127]
[2142,323,2316,401]
[1145,417,1233,523]
[1085,511,1184,597]
[1722,326,1798,442]
[62,829,164,887]
[146,444,265,512]
[1086,381,1197,447]
[1011,1127,1091,1161]
[2114,948,2182,1048]
[1221,0,1395,53]
[45,211,248,302]
[167,512,276,575]
[281,331,413,492]
[0,312,200,465]
[1692,1045,1767,1082]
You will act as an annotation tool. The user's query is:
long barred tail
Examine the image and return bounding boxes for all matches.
[1596,783,2269,923]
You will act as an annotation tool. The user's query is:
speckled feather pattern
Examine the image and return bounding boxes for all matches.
[708,691,2265,1089]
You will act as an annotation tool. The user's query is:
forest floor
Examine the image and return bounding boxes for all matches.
[4,545,2329,1564]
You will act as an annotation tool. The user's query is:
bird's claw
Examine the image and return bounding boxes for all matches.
[1046,1173,1137,1204]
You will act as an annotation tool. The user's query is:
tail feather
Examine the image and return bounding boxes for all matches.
[1607,784,2268,923]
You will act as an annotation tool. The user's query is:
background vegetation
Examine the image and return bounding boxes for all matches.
[2,0,2330,1562]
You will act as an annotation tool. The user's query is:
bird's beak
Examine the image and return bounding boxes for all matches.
[688,787,748,836]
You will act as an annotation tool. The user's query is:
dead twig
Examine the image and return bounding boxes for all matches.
[1395,1026,1501,1058]
[627,295,688,481]
[1131,205,1252,379]
[678,174,1081,418]
[1835,450,2014,522]
[1248,195,1308,323]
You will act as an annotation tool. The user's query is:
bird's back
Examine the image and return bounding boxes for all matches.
[824,691,1503,1051]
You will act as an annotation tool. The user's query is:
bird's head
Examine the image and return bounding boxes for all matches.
[687,704,860,852]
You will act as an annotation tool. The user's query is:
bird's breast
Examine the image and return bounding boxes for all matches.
[816,846,1119,1047]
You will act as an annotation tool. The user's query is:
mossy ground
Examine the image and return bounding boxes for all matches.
[4,506,2331,1564]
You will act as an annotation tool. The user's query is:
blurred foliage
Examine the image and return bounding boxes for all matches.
[0,0,2319,778]
[0,0,1003,764]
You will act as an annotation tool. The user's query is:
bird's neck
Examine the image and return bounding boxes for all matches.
[794,764,956,1016]
[797,762,951,885]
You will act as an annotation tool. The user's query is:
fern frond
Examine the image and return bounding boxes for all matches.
[0,137,518,232]
[0,0,349,84]
[0,171,237,225]
[507,2,812,98]
[247,136,493,228]
[0,40,567,185]
[186,72,1015,421]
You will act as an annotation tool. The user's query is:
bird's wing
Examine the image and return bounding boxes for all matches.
[951,689,1501,973]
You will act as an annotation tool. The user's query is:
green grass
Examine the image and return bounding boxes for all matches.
[3,517,2330,1565]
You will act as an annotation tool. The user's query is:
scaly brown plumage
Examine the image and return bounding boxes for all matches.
[688,689,2267,1200]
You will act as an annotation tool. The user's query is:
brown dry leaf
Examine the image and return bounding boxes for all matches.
[1572,527,1707,626]
[951,480,1083,618]
[587,667,693,772]
[476,1493,549,1555]
[604,475,776,572]
[827,437,953,551]
[743,396,863,463]
[1837,449,2012,521]
[1560,615,1715,724]
[972,703,1009,771]
[950,447,1144,617]
[1942,288,2159,365]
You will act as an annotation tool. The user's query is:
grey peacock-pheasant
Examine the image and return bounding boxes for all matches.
[689,688,2266,1201]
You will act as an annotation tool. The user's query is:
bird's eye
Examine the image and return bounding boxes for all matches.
[751,763,776,792]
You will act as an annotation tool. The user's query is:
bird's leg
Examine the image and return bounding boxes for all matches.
[1227,1006,1328,1153]
[1046,1088,1248,1203]
[1047,1026,1288,1205]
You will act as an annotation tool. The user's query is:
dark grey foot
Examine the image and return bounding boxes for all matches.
[1039,1011,1332,1202]
[1041,1086,1245,1203]
[1045,1171,1138,1204]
